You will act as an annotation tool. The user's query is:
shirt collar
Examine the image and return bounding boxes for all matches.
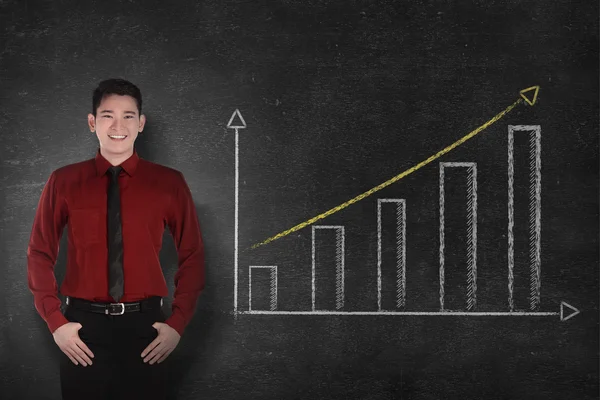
[95,148,140,177]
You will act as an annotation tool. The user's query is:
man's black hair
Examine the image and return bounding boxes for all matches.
[92,78,142,117]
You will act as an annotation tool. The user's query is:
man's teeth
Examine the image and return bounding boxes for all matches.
[109,135,127,139]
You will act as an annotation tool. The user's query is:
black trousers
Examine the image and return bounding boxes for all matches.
[59,299,170,400]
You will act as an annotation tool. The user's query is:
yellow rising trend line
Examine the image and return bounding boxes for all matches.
[251,86,540,249]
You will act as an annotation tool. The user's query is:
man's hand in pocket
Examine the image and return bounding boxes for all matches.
[52,322,95,366]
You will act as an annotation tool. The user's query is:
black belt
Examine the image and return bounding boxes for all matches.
[66,296,163,315]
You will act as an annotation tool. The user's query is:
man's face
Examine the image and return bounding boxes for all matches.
[87,94,145,158]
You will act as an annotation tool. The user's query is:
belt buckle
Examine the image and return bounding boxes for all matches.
[107,303,125,315]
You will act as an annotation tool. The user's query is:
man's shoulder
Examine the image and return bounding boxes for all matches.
[139,159,184,181]
[50,158,95,181]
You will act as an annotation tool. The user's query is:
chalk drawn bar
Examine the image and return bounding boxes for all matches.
[248,266,277,311]
[312,226,345,311]
[508,125,542,311]
[439,162,478,311]
[377,199,407,311]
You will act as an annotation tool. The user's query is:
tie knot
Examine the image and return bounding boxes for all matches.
[108,166,122,178]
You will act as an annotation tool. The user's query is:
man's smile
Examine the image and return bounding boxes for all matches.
[108,134,127,141]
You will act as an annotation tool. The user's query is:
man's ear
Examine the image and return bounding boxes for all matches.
[87,113,96,132]
[138,114,146,133]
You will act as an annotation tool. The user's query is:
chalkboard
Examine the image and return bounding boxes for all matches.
[1,0,598,399]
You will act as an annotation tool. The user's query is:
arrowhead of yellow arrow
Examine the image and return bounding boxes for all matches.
[519,85,540,106]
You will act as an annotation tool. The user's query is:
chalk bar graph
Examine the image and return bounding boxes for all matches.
[232,86,581,322]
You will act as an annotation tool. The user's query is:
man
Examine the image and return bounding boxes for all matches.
[26,78,205,399]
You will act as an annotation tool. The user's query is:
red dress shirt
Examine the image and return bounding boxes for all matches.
[27,148,205,336]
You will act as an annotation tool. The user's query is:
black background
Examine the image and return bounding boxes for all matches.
[0,0,598,399]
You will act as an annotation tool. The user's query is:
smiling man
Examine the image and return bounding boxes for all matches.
[26,78,205,399]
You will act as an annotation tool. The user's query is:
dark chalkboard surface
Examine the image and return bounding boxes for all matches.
[1,0,598,399]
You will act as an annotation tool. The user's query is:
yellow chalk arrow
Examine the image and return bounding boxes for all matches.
[519,86,540,106]
[251,85,540,249]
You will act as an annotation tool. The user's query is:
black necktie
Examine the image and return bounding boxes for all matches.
[107,166,124,302]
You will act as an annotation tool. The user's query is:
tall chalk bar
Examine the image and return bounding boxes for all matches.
[312,225,345,311]
[508,125,542,312]
[439,162,478,311]
[377,199,407,311]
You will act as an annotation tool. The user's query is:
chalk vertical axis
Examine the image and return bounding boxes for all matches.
[227,109,247,315]
[507,125,542,312]
[235,126,239,313]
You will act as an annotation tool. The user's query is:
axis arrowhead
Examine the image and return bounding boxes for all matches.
[227,109,247,129]
[560,301,580,321]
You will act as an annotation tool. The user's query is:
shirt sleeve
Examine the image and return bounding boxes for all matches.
[165,171,205,336]
[27,170,69,334]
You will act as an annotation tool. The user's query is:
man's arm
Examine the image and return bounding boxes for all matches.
[27,171,69,334]
[165,171,205,336]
